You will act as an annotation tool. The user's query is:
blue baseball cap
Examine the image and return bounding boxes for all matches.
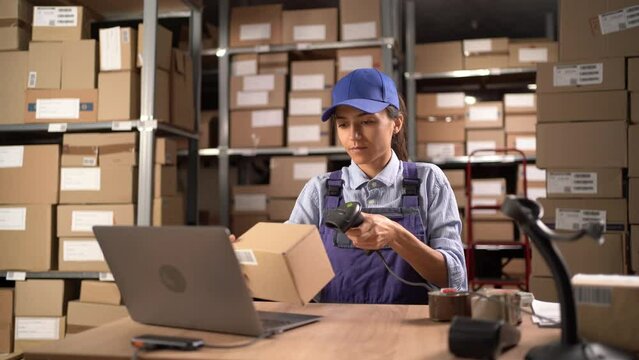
[321,68,399,121]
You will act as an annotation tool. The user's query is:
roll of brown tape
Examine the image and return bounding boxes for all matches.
[428,288,471,322]
[471,289,522,325]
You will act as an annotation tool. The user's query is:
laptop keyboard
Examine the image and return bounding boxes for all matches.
[257,311,320,331]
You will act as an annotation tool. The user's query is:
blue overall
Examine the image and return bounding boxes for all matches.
[318,161,430,304]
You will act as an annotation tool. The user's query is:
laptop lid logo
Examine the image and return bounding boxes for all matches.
[159,265,187,293]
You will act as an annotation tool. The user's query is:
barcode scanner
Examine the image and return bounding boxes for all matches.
[324,201,364,232]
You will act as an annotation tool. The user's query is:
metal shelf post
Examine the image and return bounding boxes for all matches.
[218,0,230,227]
[404,0,417,160]
[187,6,202,225]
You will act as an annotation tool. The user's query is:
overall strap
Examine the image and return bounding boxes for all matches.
[324,169,344,209]
[401,161,420,208]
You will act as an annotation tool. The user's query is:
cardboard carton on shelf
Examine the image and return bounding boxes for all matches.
[229,4,283,47]
[282,8,337,44]
[340,0,381,41]
[414,41,463,74]
[32,6,88,41]
[0,204,55,271]
[99,27,136,72]
[0,51,28,124]
[137,24,172,71]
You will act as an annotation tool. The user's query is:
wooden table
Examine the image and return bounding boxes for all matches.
[25,302,559,359]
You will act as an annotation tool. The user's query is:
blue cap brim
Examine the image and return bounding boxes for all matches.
[321,99,391,121]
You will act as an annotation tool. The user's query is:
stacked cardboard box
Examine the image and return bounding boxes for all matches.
[0,288,14,353]
[170,49,195,131]
[66,280,127,334]
[517,164,546,201]
[415,92,466,161]
[153,137,184,226]
[465,101,505,156]
[0,1,30,126]
[0,0,31,51]
[504,93,537,157]
[463,37,509,70]
[470,178,514,237]
[340,0,381,41]
[336,47,382,80]
[231,185,269,236]
[282,8,337,44]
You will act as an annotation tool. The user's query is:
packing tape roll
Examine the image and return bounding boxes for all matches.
[428,288,471,322]
[471,289,522,325]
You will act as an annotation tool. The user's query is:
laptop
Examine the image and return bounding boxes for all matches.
[93,225,321,337]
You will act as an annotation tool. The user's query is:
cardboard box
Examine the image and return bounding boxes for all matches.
[536,57,626,93]
[630,178,639,224]
[234,222,334,305]
[170,49,195,131]
[288,89,331,116]
[417,119,465,142]
[66,301,128,334]
[58,238,109,272]
[231,54,257,76]
[290,60,335,91]
[631,125,639,177]
[269,156,327,198]
[230,4,283,47]
[454,188,466,208]
[415,41,463,74]
[15,280,78,317]
[25,89,98,123]
[443,169,465,189]
[506,133,536,156]
[416,93,466,118]
[336,47,382,79]
[536,121,627,168]
[0,288,13,353]
[0,0,32,23]
[258,52,288,75]
[231,213,268,237]
[573,274,639,353]
[57,204,135,238]
[62,132,137,167]
[632,226,638,273]
[230,109,284,148]
[505,115,536,133]
[417,142,464,161]
[0,145,59,204]
[99,27,136,71]
[268,198,296,221]
[466,129,505,156]
[537,91,627,123]
[560,0,639,61]
[80,281,121,305]
[0,51,28,124]
[32,6,87,41]
[472,178,506,198]
[137,24,172,71]
[632,92,639,123]
[62,40,96,89]
[154,165,177,198]
[155,68,170,122]
[530,276,557,302]
[470,196,509,220]
[503,93,536,114]
[462,37,508,56]
[340,0,380,41]
[464,54,509,70]
[0,205,54,271]
[97,71,140,121]
[472,220,515,242]
[630,57,639,92]
[287,116,331,148]
[508,41,558,67]
[539,198,628,233]
[0,25,29,51]
[282,8,337,44]
[232,185,269,214]
[532,233,627,277]
[465,101,503,129]
[27,41,62,89]
[230,74,286,110]
[153,196,184,226]
[155,137,177,165]
[59,165,136,204]
[13,316,65,352]
[546,169,623,198]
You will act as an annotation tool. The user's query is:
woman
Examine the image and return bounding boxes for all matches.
[286,68,467,304]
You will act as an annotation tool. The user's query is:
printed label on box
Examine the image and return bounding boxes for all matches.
[472,180,504,196]
[15,317,60,340]
[597,5,639,35]
[27,71,37,88]
[293,24,326,41]
[505,94,535,108]
[469,106,500,121]
[426,143,456,160]
[0,207,27,231]
[48,123,68,133]
[243,74,275,91]
[342,21,377,41]
[0,146,24,168]
[71,210,114,232]
[34,7,78,27]
[519,48,548,63]
[289,98,322,116]
[240,23,271,41]
[466,141,496,155]
[436,93,465,108]
[548,172,597,194]
[463,39,492,54]
[515,136,536,151]
[63,239,105,262]
[293,162,327,180]
[574,286,612,306]
[292,74,325,91]
[527,187,546,201]
[339,55,373,72]
[472,198,498,215]
[251,109,283,128]
[232,59,257,76]
[289,125,321,143]
[36,99,80,120]
[556,208,606,231]
[522,164,546,182]
[234,194,267,212]
[237,91,268,106]
[99,27,122,71]
[553,63,603,87]
[235,249,258,265]
[61,168,101,191]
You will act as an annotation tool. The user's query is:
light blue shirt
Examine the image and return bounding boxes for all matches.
[287,151,468,291]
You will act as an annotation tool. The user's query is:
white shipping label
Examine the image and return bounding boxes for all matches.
[0,208,27,231]
[472,180,504,196]
[548,172,597,194]
[574,286,612,306]
[290,98,323,116]
[556,208,606,231]
[463,39,492,54]
[426,143,456,160]
[240,23,271,41]
[515,137,536,151]
[237,91,268,106]
[524,165,546,182]
[469,106,500,121]
[553,63,604,87]
[504,93,535,108]
[598,6,639,35]
[63,239,105,262]
[60,168,101,191]
[99,272,115,281]
[293,24,326,41]
[99,27,122,71]
[243,74,275,91]
[436,93,465,109]
[518,48,548,63]
[6,271,26,281]
[36,99,80,120]
[0,146,24,168]
[293,162,327,180]
[292,74,325,91]
[251,109,283,128]
[472,198,498,215]
[71,211,114,232]
[342,21,377,41]
[339,55,373,72]
[47,123,67,133]
[527,187,547,201]
[15,318,60,340]
[235,249,258,265]
[232,59,257,76]
[34,7,77,27]
[233,194,267,212]
[289,125,321,143]
[467,141,496,155]
[27,71,36,88]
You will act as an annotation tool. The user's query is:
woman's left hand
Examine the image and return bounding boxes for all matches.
[345,212,400,250]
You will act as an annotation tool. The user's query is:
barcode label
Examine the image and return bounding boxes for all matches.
[6,271,26,281]
[598,5,639,34]
[27,72,37,88]
[47,123,68,133]
[553,63,603,87]
[556,208,606,231]
[235,249,258,265]
[548,172,597,194]
[574,286,612,306]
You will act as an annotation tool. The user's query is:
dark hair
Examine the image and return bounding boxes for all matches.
[386,95,408,161]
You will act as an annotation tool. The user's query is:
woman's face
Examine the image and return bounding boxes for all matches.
[334,105,402,171]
